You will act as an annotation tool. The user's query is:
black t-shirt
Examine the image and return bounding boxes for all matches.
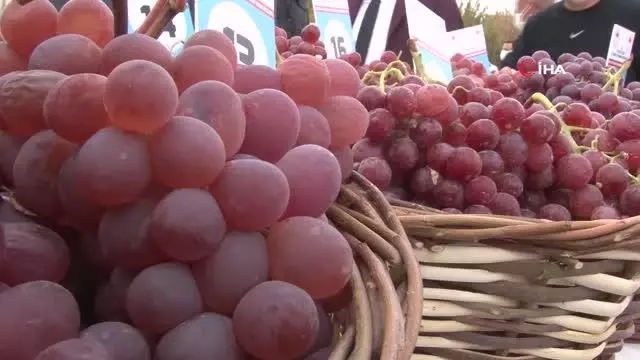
[502,0,640,83]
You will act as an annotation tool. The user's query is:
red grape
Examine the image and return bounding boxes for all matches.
[497,132,528,168]
[520,113,556,144]
[488,192,521,216]
[126,263,203,334]
[155,314,244,360]
[444,147,482,182]
[443,121,467,146]
[297,105,331,148]
[366,108,397,144]
[595,163,629,197]
[173,45,233,93]
[0,281,81,360]
[44,73,110,143]
[75,127,151,207]
[267,217,352,299]
[149,189,226,262]
[591,205,620,220]
[277,144,341,218]
[325,59,359,97]
[539,204,571,221]
[495,173,524,198]
[464,175,497,205]
[233,281,318,360]
[466,119,500,150]
[184,30,237,68]
[233,65,281,93]
[193,232,268,315]
[416,84,450,117]
[279,54,330,107]
[409,118,442,150]
[0,222,70,285]
[176,80,245,159]
[28,34,101,75]
[81,322,151,360]
[525,143,554,172]
[34,338,111,360]
[556,153,593,189]
[210,159,289,231]
[433,179,464,209]
[478,150,505,179]
[569,184,604,219]
[490,98,525,131]
[98,196,167,270]
[0,0,58,59]
[318,95,369,148]
[386,86,417,119]
[426,142,455,172]
[357,157,392,190]
[386,136,420,171]
[460,102,490,126]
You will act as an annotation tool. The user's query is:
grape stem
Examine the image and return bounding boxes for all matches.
[529,92,585,153]
[601,59,632,95]
[530,92,640,184]
[407,38,446,87]
[135,0,186,39]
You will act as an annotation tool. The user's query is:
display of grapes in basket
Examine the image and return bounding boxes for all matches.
[350,44,640,222]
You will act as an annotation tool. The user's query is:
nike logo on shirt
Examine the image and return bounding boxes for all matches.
[569,30,585,39]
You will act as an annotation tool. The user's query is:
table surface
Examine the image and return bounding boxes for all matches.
[618,344,640,359]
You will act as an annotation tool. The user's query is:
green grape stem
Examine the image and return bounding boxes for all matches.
[601,59,632,95]
[529,91,640,184]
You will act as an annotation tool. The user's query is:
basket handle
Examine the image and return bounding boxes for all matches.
[112,0,186,38]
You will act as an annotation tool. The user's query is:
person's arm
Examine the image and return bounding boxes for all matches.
[501,23,531,68]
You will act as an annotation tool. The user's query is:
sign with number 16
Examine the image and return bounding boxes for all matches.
[195,0,277,67]
[313,0,354,59]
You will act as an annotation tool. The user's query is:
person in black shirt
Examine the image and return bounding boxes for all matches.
[502,0,640,83]
[275,0,309,37]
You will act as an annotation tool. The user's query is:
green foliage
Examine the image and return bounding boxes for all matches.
[458,0,519,65]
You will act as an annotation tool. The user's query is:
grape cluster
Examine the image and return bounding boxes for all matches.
[0,1,366,359]
[276,24,327,59]
[354,49,640,221]
[451,52,487,77]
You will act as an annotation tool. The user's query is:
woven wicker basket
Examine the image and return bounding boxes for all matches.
[390,200,640,360]
[325,172,423,359]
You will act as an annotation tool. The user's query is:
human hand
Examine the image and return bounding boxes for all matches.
[518,0,554,20]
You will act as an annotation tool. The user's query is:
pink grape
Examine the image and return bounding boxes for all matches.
[357,157,392,190]
[126,263,203,334]
[241,89,300,162]
[556,154,593,189]
[267,216,352,299]
[210,159,290,231]
[192,232,268,315]
[464,176,497,205]
[297,105,331,148]
[276,144,342,218]
[444,147,482,182]
[538,204,571,221]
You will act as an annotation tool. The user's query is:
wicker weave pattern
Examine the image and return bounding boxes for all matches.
[392,202,640,360]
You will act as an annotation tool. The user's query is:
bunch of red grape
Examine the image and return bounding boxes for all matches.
[0,1,367,359]
[353,49,640,221]
[451,52,487,78]
[276,24,327,59]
